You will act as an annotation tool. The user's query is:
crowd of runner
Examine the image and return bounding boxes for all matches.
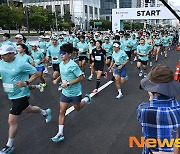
[0,28,179,154]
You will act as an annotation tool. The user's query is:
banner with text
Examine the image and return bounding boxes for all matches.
[112,6,180,31]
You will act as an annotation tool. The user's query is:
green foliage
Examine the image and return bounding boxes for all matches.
[89,19,112,30]
[0,4,74,32]
[28,6,49,31]
[124,22,144,30]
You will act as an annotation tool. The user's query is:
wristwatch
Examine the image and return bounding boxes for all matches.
[25,81,30,85]
[67,82,70,87]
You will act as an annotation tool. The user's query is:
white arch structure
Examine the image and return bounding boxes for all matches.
[112,6,180,32]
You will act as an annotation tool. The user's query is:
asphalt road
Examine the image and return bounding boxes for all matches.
[0,46,179,154]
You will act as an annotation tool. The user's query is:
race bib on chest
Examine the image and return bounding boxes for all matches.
[3,83,14,93]
[95,56,101,61]
[79,48,83,52]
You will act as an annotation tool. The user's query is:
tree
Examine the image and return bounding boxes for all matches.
[89,19,112,30]
[28,6,49,32]
[0,4,13,33]
[10,2,24,33]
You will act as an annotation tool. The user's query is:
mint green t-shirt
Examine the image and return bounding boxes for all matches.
[47,45,62,64]
[31,50,44,67]
[0,57,37,99]
[102,43,113,57]
[112,50,129,65]
[77,42,88,57]
[137,44,151,61]
[16,54,34,64]
[60,59,83,97]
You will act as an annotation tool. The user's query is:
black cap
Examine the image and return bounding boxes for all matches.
[3,33,10,38]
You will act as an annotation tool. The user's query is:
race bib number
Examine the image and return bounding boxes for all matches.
[52,56,59,62]
[3,83,14,93]
[34,59,40,63]
[95,56,101,61]
[79,48,83,52]
[114,58,120,63]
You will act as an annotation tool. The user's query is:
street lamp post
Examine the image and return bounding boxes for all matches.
[25,6,30,33]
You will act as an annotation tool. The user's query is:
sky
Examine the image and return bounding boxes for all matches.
[171,0,180,6]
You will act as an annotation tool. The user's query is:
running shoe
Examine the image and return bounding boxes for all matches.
[85,94,92,104]
[39,83,44,92]
[88,76,93,81]
[143,73,147,78]
[125,75,129,81]
[0,76,2,80]
[116,93,123,99]
[44,108,52,123]
[160,52,163,55]
[104,72,108,79]
[92,89,98,94]
[133,57,137,61]
[51,134,64,142]
[165,54,168,58]
[109,69,112,73]
[149,62,153,67]
[0,146,14,154]
[43,68,48,74]
[139,71,143,77]
[42,83,47,87]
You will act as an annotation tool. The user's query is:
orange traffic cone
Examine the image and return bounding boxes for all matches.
[174,60,180,82]
[176,43,180,51]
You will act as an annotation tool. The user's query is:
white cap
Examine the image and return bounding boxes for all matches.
[0,45,16,55]
[15,34,23,39]
[113,43,120,48]
[30,41,39,47]
[95,32,99,36]
[44,35,50,39]
[39,35,44,39]
[51,35,59,40]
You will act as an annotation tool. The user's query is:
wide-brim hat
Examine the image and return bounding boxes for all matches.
[141,65,180,97]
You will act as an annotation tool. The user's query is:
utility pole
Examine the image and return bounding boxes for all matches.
[25,6,30,33]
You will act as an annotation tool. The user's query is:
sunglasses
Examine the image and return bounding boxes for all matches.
[90,42,94,43]
[59,51,67,55]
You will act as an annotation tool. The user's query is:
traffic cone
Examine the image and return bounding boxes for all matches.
[174,60,180,82]
[176,43,180,51]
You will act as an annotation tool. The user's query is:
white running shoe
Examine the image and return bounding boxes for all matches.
[139,71,143,77]
[116,93,123,99]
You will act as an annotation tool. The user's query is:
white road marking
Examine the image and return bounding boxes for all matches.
[65,80,114,116]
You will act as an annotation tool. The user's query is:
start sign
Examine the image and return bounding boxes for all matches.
[112,6,180,31]
[137,10,161,16]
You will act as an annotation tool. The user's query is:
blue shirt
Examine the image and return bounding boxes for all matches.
[0,57,37,99]
[138,96,180,153]
[60,59,83,97]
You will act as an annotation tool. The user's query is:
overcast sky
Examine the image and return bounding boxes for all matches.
[171,0,180,6]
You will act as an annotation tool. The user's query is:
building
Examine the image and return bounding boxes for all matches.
[23,0,100,30]
[100,0,138,21]
[100,0,116,20]
[0,0,22,5]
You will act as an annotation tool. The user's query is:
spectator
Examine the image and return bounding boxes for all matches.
[138,64,180,154]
